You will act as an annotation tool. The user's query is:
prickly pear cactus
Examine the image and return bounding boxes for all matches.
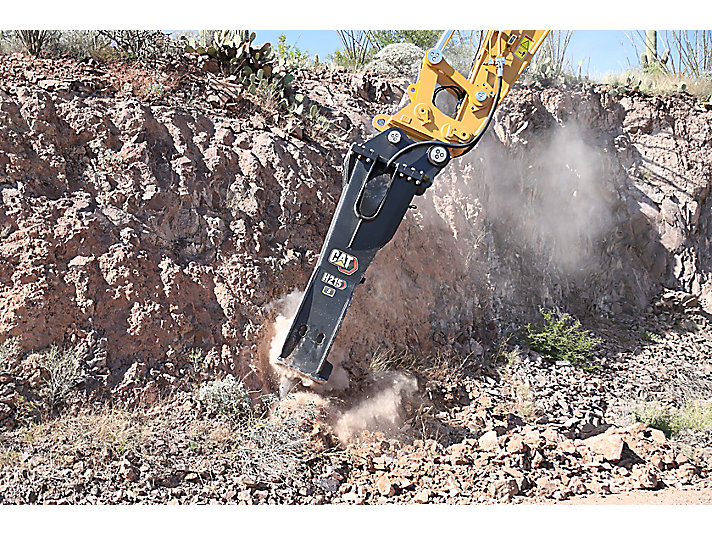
[182,30,302,112]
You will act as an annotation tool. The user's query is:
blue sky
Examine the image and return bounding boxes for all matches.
[252,30,651,80]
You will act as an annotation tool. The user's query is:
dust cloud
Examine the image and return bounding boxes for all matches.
[473,122,614,274]
[332,372,417,442]
[265,291,416,442]
[266,289,309,384]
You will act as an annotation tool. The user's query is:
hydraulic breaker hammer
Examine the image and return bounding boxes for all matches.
[277,30,550,384]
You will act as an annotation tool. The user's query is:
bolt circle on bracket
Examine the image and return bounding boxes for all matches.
[387,130,402,144]
[428,145,449,166]
[426,49,443,65]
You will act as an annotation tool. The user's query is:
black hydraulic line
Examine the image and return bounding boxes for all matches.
[386,68,504,168]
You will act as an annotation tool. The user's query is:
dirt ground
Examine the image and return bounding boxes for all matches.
[563,483,712,505]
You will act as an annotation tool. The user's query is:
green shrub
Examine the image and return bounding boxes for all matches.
[634,401,712,437]
[53,31,110,59]
[35,345,85,408]
[188,348,205,375]
[276,33,312,69]
[524,308,601,366]
[366,43,424,79]
[641,331,663,343]
[198,375,252,422]
[96,30,176,63]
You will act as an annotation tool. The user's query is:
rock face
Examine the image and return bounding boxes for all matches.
[426,85,712,327]
[2,55,712,411]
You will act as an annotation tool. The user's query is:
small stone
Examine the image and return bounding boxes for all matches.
[650,428,667,444]
[677,464,697,484]
[567,476,587,495]
[583,433,624,462]
[490,478,519,500]
[542,428,561,446]
[478,430,499,451]
[342,492,361,503]
[396,478,414,491]
[506,436,527,454]
[449,443,471,465]
[235,475,258,488]
[675,453,690,465]
[375,475,395,497]
[535,477,559,498]
[631,465,658,489]
[372,456,389,470]
[558,439,577,454]
[650,454,665,471]
[119,459,139,483]
[314,478,340,493]
[625,422,648,434]
[413,489,431,504]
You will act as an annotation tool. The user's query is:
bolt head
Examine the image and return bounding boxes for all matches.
[427,49,443,65]
[387,130,402,144]
[428,146,449,165]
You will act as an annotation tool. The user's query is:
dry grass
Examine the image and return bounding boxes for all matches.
[605,70,712,101]
[513,382,539,422]
[368,347,422,375]
[368,346,477,382]
[634,400,712,437]
[9,406,153,460]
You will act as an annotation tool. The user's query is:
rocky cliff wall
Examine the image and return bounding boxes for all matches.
[1,56,712,410]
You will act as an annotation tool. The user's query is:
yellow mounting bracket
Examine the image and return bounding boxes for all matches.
[373,30,550,156]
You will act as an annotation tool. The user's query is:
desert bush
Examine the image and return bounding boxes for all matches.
[13,30,60,57]
[369,347,422,374]
[34,345,85,408]
[233,397,318,481]
[198,375,252,422]
[276,33,312,69]
[188,348,205,376]
[366,43,424,79]
[51,31,109,59]
[97,30,176,63]
[634,400,712,437]
[372,30,441,51]
[523,308,601,366]
[333,30,377,69]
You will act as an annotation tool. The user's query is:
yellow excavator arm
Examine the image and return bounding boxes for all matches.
[276,30,549,388]
[374,30,550,152]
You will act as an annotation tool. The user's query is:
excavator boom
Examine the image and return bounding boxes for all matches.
[277,30,549,384]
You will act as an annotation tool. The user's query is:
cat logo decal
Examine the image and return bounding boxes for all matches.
[328,249,358,275]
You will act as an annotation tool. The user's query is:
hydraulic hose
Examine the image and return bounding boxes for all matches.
[386,63,504,168]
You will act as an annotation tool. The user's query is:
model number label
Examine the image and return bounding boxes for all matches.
[328,249,359,275]
[321,271,347,290]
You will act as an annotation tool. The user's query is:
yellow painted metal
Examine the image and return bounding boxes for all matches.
[372,30,550,155]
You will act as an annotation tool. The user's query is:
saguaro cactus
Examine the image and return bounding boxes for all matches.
[640,30,669,72]
[646,30,657,63]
